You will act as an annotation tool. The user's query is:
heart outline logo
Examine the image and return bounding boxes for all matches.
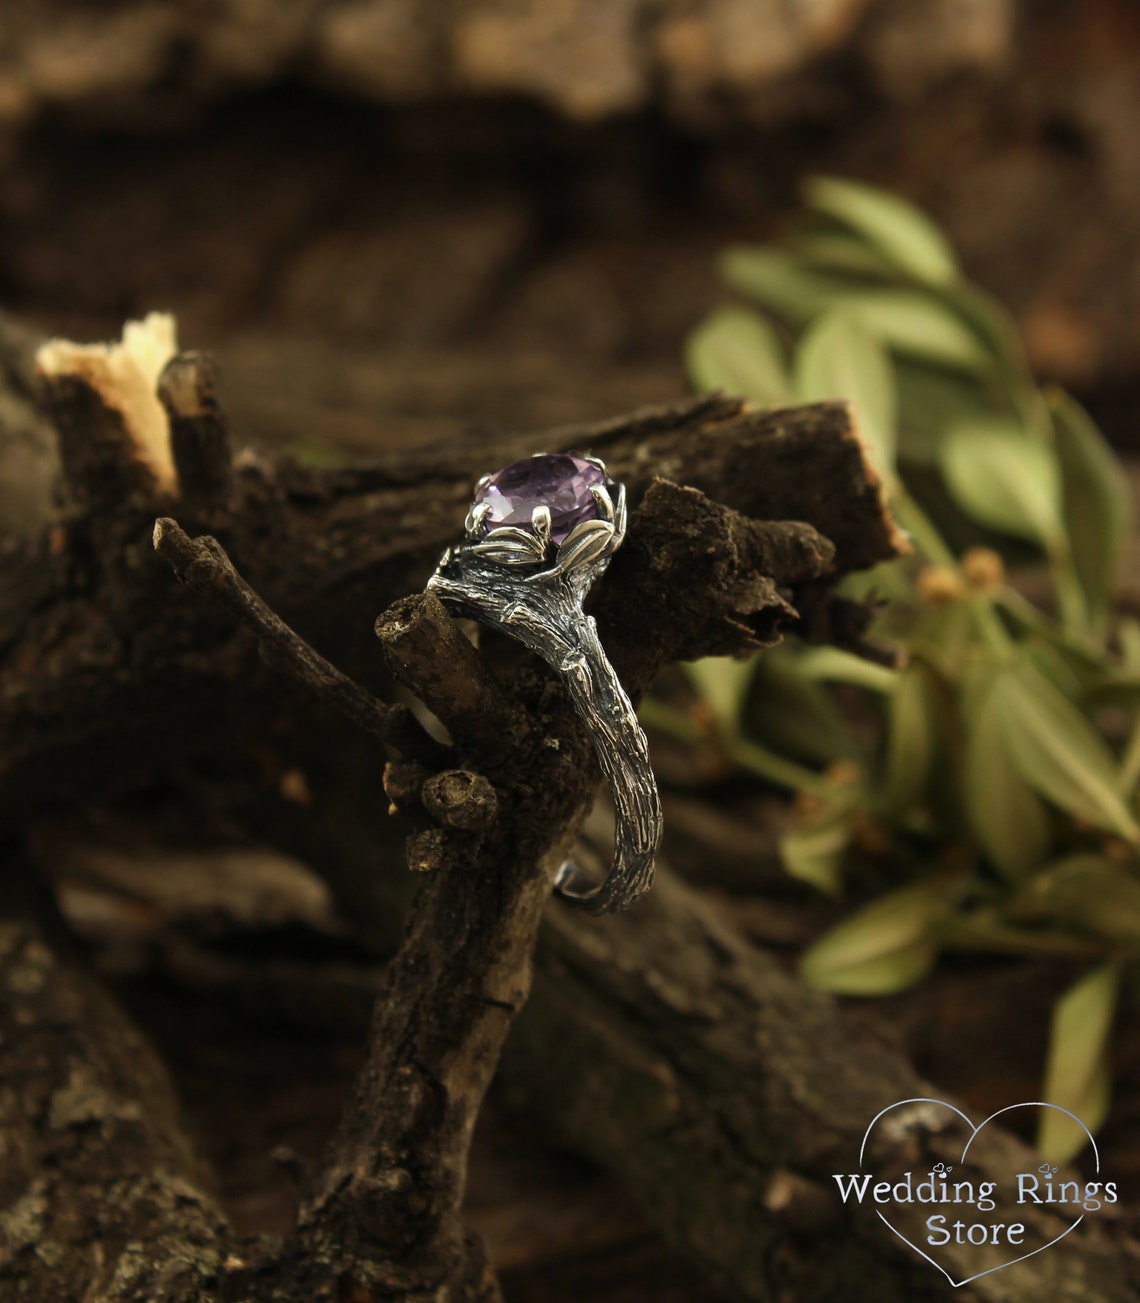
[858,1097,1098,1289]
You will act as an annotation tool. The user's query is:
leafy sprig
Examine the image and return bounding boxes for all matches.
[674,175,1138,1162]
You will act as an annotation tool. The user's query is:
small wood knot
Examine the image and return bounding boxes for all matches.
[421,769,498,832]
[383,760,430,810]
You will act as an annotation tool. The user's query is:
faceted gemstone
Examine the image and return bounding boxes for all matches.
[474,454,605,544]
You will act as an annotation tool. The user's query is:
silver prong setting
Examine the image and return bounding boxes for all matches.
[450,459,626,582]
[475,473,492,492]
[611,482,627,544]
[531,504,553,548]
[465,501,491,535]
[589,483,614,524]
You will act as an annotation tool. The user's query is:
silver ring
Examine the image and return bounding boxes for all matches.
[426,453,661,914]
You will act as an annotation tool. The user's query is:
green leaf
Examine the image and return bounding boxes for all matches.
[720,250,992,373]
[800,880,956,995]
[1019,856,1140,945]
[990,661,1140,845]
[939,415,1064,546]
[962,674,1052,879]
[780,819,849,896]
[997,589,1110,677]
[894,359,994,464]
[779,792,858,897]
[1038,962,1120,1164]
[748,645,862,766]
[1120,618,1140,671]
[844,291,993,373]
[719,247,852,320]
[881,662,938,814]
[939,282,1029,377]
[957,645,1005,722]
[1050,388,1135,640]
[804,176,958,286]
[943,911,1102,959]
[806,934,937,995]
[836,556,915,607]
[685,305,790,406]
[788,645,898,694]
[683,655,756,737]
[908,600,978,684]
[793,310,897,475]
[791,229,901,278]
[1021,638,1086,702]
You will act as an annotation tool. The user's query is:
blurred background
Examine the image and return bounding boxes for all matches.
[4,0,1140,458]
[5,3,1140,1300]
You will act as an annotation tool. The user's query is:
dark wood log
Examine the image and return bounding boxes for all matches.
[1,342,877,1299]
[0,857,228,1303]
[138,468,844,1299]
[0,355,899,819]
[9,337,1136,1303]
[498,868,1140,1303]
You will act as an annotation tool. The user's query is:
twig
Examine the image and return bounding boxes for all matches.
[281,476,843,1296]
[153,516,450,768]
[376,593,529,765]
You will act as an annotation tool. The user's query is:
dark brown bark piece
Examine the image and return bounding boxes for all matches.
[0,877,227,1302]
[0,388,889,819]
[158,353,235,525]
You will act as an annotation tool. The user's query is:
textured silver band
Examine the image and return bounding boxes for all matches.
[426,460,661,914]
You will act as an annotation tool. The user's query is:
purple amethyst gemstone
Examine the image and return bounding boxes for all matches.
[474,454,605,545]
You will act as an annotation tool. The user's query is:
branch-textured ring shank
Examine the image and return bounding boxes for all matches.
[427,554,661,914]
